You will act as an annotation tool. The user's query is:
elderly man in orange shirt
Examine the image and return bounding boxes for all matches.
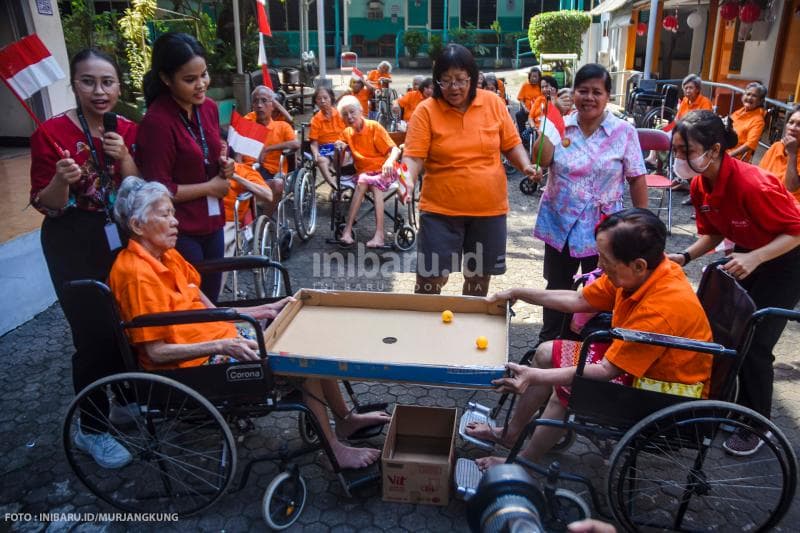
[466,209,713,468]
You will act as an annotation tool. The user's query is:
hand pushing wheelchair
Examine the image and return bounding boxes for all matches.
[61,258,379,529]
[456,262,798,531]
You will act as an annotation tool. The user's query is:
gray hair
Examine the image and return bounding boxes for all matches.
[682,74,702,89]
[745,82,767,103]
[412,75,425,86]
[378,60,392,73]
[337,94,362,116]
[114,176,171,233]
[251,85,275,99]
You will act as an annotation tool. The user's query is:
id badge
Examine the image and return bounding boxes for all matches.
[244,225,254,241]
[105,222,122,251]
[207,196,221,216]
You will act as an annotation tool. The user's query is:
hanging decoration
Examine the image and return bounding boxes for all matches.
[637,22,647,36]
[663,12,679,33]
[720,1,740,21]
[687,10,704,29]
[740,1,762,23]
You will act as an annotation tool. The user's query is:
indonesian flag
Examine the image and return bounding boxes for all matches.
[351,66,365,81]
[0,35,65,99]
[227,111,269,159]
[256,0,273,89]
[394,162,412,203]
[538,99,566,146]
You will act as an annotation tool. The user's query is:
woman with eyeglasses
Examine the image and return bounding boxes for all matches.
[530,63,648,345]
[667,110,800,455]
[136,33,234,300]
[29,48,139,470]
[402,44,538,296]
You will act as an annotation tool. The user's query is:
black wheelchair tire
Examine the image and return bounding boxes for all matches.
[292,167,317,241]
[254,216,282,298]
[63,372,236,517]
[641,106,676,130]
[394,225,416,252]
[607,400,797,533]
[298,411,320,445]
[520,177,539,195]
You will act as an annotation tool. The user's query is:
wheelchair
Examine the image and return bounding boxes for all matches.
[325,133,418,252]
[625,76,679,129]
[61,258,381,529]
[455,262,798,531]
[372,78,399,131]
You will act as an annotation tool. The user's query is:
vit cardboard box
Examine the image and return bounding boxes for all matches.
[382,405,457,506]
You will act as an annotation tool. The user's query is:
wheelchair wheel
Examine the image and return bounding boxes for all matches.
[545,488,591,529]
[262,471,307,530]
[253,216,282,298]
[292,168,317,241]
[642,106,676,130]
[520,177,538,195]
[607,400,797,532]
[551,429,576,452]
[297,411,320,445]
[63,373,236,516]
[394,225,416,251]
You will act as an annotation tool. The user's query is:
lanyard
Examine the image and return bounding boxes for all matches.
[76,106,115,221]
[178,106,211,178]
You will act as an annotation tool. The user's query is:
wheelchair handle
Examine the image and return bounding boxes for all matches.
[195,256,293,296]
[751,307,800,323]
[236,192,253,202]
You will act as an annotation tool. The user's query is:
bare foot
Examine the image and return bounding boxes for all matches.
[366,236,385,248]
[339,233,355,245]
[331,442,381,469]
[475,455,506,472]
[465,422,515,448]
[335,411,391,439]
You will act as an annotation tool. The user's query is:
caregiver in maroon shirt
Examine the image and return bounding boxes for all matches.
[135,32,233,298]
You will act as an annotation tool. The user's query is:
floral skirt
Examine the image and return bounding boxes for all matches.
[552,339,632,407]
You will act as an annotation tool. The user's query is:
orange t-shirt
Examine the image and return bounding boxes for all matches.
[404,89,521,217]
[242,112,296,174]
[675,94,713,120]
[309,108,346,144]
[759,141,800,203]
[224,163,267,223]
[353,87,371,115]
[517,82,542,110]
[527,95,548,128]
[397,90,425,121]
[728,107,766,160]
[109,240,238,370]
[342,119,396,174]
[367,69,391,88]
[497,78,507,101]
[581,258,713,396]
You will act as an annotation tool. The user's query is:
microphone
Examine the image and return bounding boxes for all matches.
[102,112,118,171]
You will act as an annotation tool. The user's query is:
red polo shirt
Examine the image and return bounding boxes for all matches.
[136,93,224,235]
[689,155,800,249]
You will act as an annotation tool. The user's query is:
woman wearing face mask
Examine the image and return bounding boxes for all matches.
[667,110,800,456]
[136,33,234,300]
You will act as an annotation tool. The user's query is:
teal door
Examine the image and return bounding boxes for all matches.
[408,0,429,27]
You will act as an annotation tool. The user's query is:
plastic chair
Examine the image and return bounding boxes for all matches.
[637,128,674,232]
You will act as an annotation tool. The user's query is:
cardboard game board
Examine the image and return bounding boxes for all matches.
[263,290,509,388]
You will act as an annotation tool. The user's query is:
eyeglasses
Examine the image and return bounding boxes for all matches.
[437,78,471,90]
[73,78,119,92]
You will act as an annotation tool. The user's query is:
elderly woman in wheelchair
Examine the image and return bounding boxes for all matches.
[466,208,714,468]
[107,176,390,469]
[335,95,402,248]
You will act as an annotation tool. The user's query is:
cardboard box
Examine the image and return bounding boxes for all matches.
[264,290,509,388]
[382,405,457,506]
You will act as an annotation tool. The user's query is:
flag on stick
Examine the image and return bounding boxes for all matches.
[537,99,566,146]
[255,0,273,89]
[227,111,269,160]
[0,34,65,155]
[351,66,365,81]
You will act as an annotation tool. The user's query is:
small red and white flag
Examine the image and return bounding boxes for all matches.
[351,66,365,81]
[538,99,566,146]
[255,0,274,89]
[227,111,269,159]
[0,34,65,99]
[394,161,412,203]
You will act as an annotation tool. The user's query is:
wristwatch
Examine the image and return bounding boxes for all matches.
[681,251,692,265]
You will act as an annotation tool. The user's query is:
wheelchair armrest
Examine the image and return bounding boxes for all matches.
[195,257,293,295]
[236,192,253,202]
[575,328,736,377]
[281,148,296,156]
[752,307,800,324]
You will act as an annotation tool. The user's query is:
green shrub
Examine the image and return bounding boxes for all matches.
[403,30,426,59]
[428,34,443,61]
[528,10,591,59]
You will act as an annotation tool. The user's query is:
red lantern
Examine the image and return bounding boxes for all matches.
[663,15,679,33]
[637,22,647,36]
[720,1,740,21]
[740,2,762,23]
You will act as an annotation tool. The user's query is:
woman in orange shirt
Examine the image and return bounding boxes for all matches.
[527,75,559,129]
[728,82,767,161]
[516,67,542,131]
[309,86,346,188]
[335,95,402,248]
[348,77,372,116]
[110,176,390,469]
[675,74,713,120]
[759,105,800,203]
[392,77,433,122]
[366,61,392,89]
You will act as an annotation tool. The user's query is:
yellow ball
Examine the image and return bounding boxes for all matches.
[441,310,454,323]
[476,336,488,350]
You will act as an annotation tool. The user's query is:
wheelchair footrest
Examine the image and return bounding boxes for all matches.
[459,402,498,451]
[454,458,483,501]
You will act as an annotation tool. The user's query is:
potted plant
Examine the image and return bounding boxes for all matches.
[490,20,504,68]
[528,10,592,60]
[403,30,426,66]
